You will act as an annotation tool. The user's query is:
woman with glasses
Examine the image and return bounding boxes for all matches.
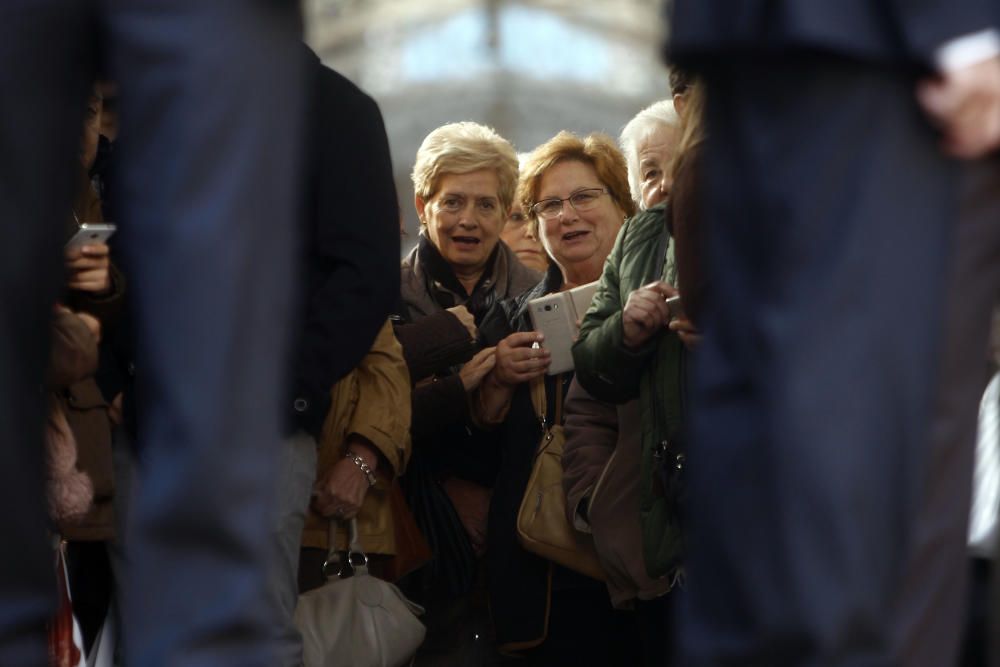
[474,131,641,664]
[397,121,540,664]
[499,154,549,273]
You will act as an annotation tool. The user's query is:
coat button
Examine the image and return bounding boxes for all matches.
[293,398,309,413]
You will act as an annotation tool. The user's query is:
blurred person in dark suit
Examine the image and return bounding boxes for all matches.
[667,1,1000,665]
[268,47,400,667]
[0,3,303,667]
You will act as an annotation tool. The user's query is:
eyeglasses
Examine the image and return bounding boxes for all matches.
[531,188,608,220]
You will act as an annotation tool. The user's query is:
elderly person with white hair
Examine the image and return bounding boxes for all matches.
[619,99,680,210]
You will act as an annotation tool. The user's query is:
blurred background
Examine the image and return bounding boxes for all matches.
[304,0,670,248]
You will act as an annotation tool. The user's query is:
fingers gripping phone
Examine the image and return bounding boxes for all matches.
[66,223,116,251]
[665,295,686,322]
[528,281,600,375]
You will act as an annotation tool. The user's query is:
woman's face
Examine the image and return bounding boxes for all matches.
[416,169,504,273]
[636,123,679,210]
[536,160,624,273]
[500,204,547,272]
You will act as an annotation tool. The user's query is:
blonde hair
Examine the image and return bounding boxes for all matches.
[411,122,519,215]
[619,100,680,208]
[518,131,636,223]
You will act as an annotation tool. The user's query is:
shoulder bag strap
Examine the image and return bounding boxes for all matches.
[529,374,564,437]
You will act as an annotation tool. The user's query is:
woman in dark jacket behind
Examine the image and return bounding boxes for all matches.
[475,131,640,664]
[396,121,539,665]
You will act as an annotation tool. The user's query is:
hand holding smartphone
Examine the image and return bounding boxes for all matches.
[65,223,116,252]
[665,295,686,322]
[528,281,600,375]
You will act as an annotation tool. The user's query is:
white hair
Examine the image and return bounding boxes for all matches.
[619,100,680,209]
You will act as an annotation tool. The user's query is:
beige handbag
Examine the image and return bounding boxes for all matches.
[295,519,425,667]
[516,376,606,581]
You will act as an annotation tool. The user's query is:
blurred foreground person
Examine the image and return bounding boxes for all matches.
[669,1,1000,665]
[0,3,303,666]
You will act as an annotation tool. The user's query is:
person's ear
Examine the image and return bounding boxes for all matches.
[415,194,427,224]
[673,92,687,116]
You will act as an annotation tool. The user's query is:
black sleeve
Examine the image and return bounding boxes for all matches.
[885,0,998,63]
[410,375,469,441]
[291,60,401,437]
[393,312,476,383]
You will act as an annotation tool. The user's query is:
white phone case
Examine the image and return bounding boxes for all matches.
[527,281,600,375]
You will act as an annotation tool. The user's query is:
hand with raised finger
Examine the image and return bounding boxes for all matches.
[493,331,550,387]
[622,281,676,350]
[65,243,111,293]
[459,346,497,392]
[446,305,478,341]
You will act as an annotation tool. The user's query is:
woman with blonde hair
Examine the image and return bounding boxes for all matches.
[397,121,540,664]
[475,130,641,664]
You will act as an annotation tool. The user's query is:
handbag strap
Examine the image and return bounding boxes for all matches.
[322,518,369,579]
[528,374,564,435]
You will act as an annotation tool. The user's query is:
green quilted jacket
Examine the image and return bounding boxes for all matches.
[571,202,685,580]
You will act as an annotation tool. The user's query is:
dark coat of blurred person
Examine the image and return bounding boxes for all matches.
[268,47,400,667]
[0,3,304,666]
[396,121,539,665]
[667,1,1000,665]
[473,131,640,665]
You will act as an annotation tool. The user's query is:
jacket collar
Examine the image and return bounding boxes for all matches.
[416,233,499,302]
[400,233,541,322]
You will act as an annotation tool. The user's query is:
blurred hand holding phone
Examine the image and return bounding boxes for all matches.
[65,223,116,252]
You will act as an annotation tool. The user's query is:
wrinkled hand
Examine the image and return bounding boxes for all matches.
[443,477,490,556]
[493,331,550,386]
[446,305,478,341]
[459,346,496,391]
[312,443,378,520]
[668,317,703,350]
[622,281,676,350]
[65,243,111,293]
[918,55,1000,158]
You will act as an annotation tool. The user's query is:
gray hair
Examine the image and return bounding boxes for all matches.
[619,100,680,209]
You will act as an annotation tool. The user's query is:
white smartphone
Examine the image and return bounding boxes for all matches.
[66,223,116,251]
[528,281,600,375]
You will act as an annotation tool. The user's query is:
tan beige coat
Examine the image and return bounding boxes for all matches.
[301,320,411,554]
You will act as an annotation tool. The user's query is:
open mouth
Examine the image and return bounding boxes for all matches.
[562,230,589,242]
[452,235,481,249]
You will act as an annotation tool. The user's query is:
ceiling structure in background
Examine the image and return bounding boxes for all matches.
[304,0,670,245]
